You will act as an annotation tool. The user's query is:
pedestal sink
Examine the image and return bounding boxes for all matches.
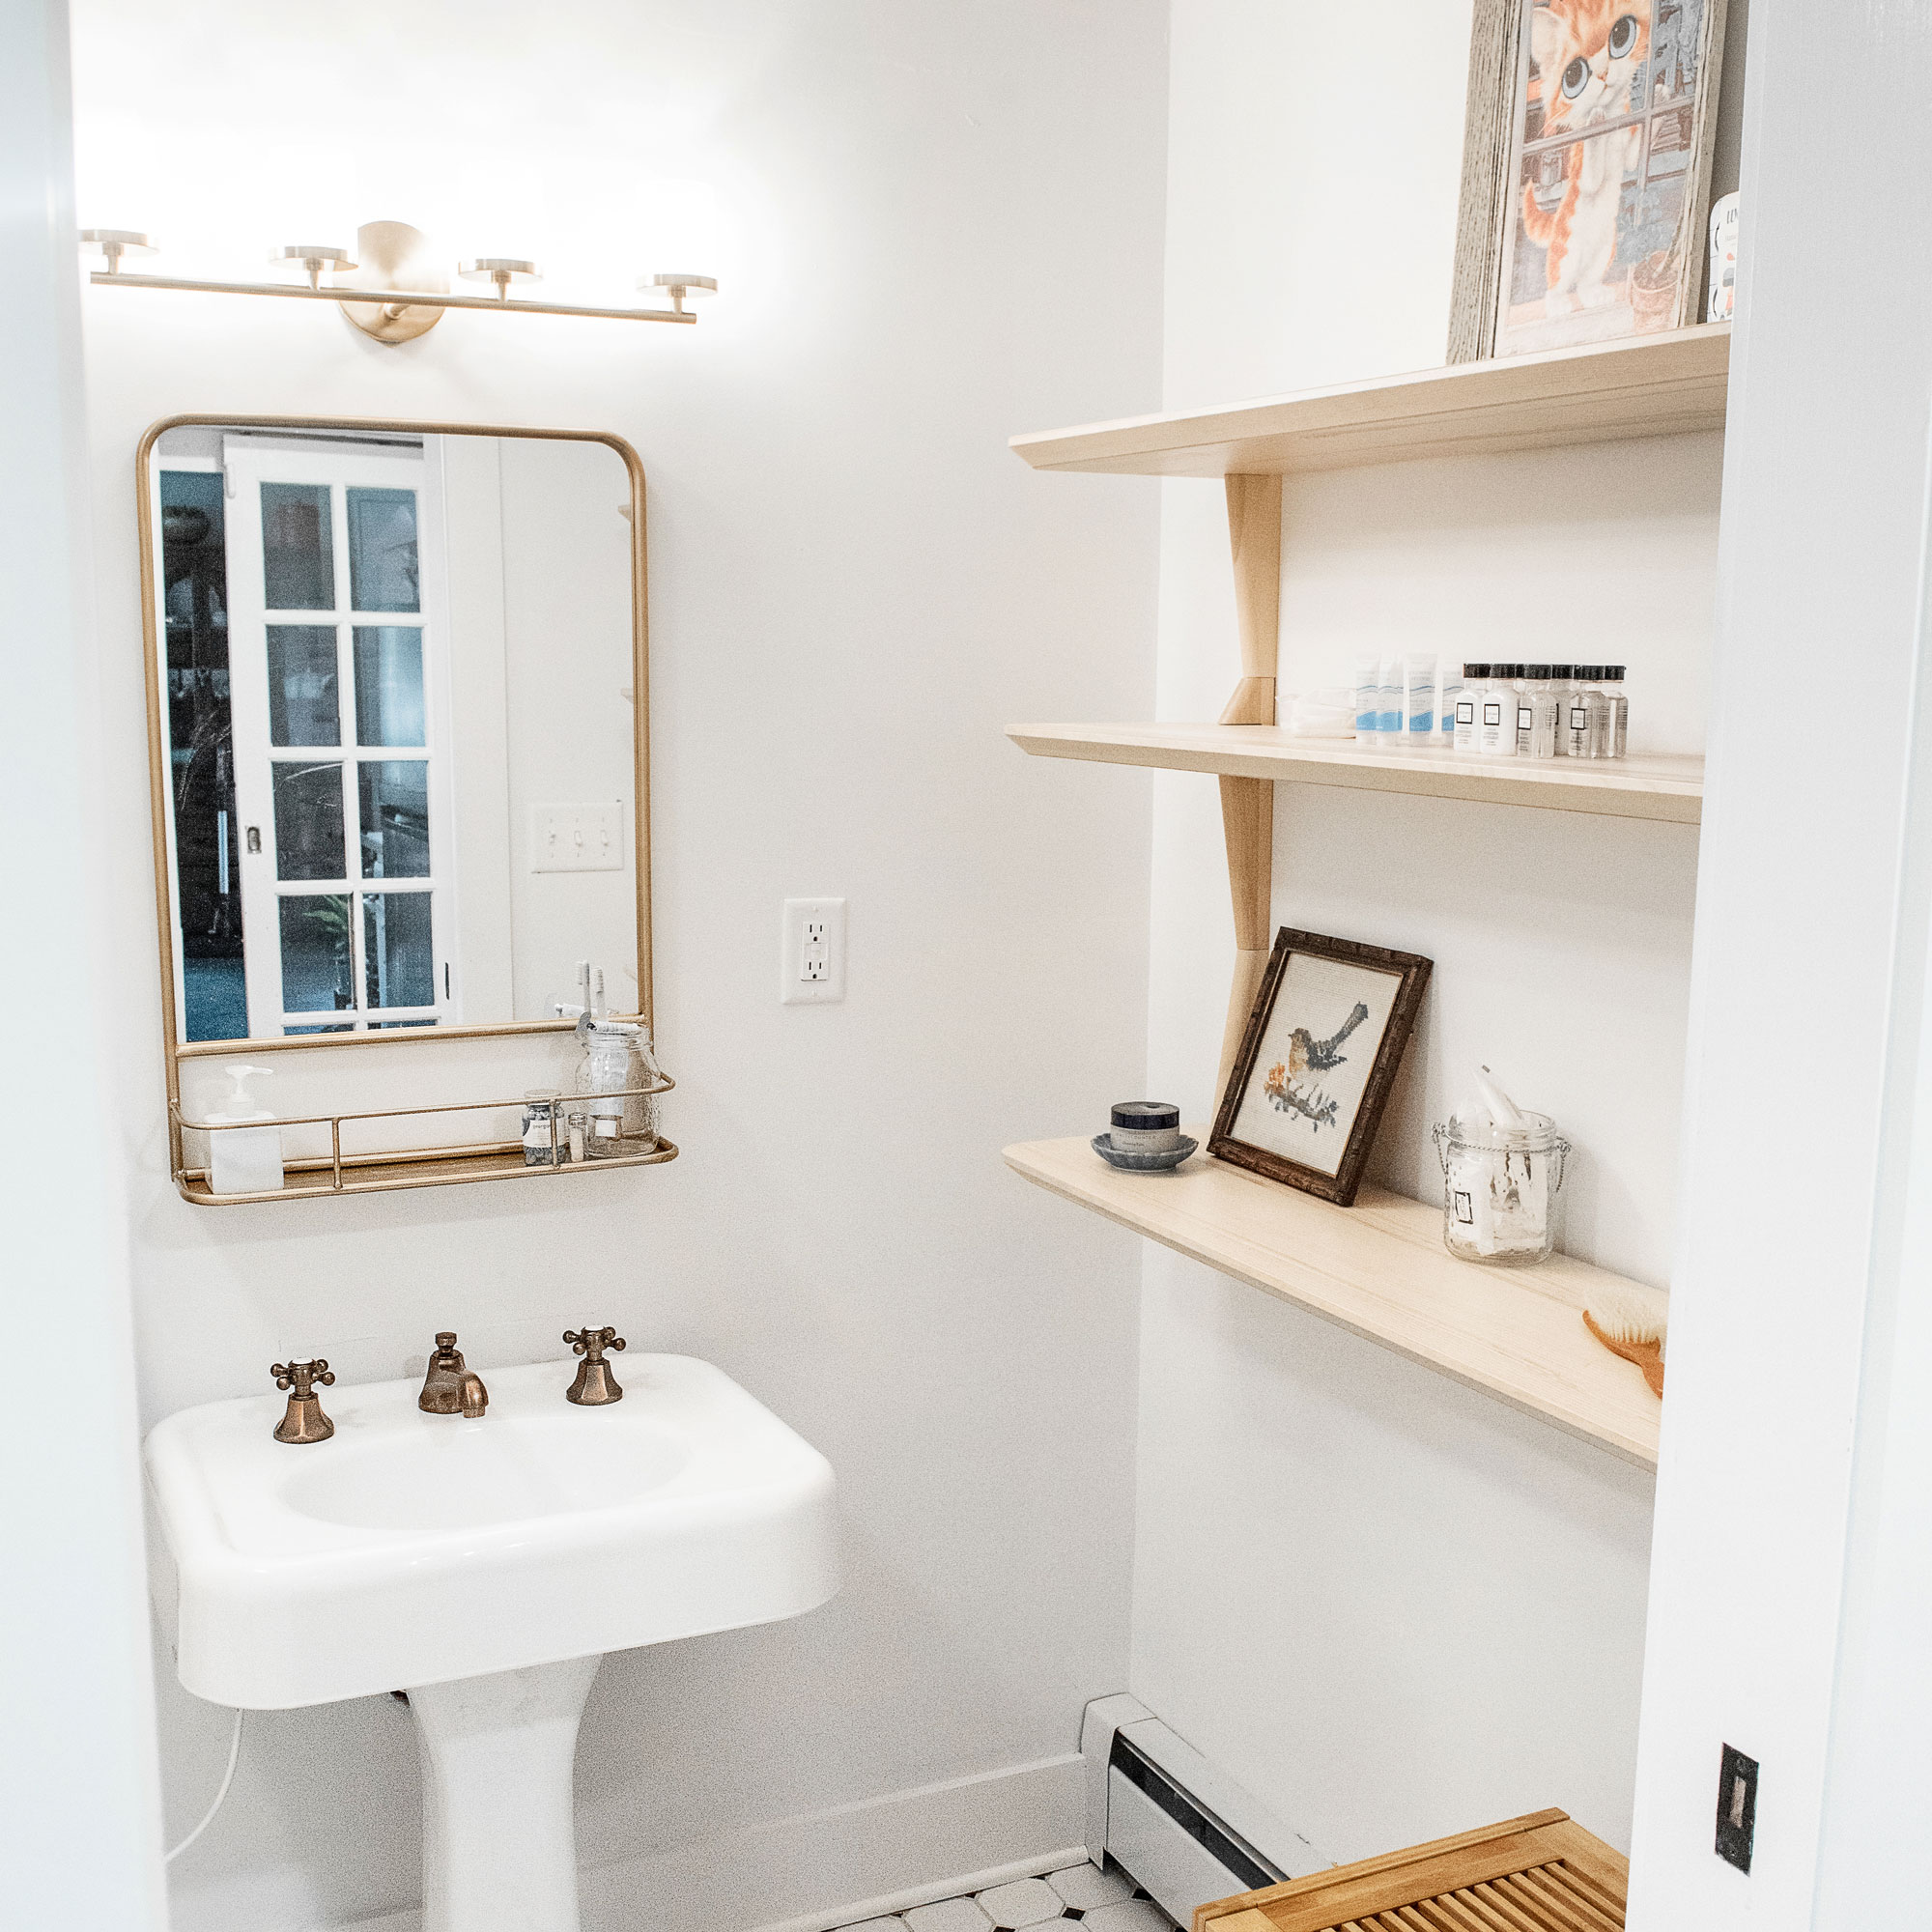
[145,1355,838,1931]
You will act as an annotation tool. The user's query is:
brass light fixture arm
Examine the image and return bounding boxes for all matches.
[91,272,697,325]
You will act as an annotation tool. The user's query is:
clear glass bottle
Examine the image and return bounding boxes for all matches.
[1562,666,1605,758]
[1603,665,1629,758]
[1454,663,1484,753]
[1479,662,1515,757]
[1523,663,1559,759]
[1548,664,1575,755]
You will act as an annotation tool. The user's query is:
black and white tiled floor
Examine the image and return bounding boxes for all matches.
[836,1861,1176,1931]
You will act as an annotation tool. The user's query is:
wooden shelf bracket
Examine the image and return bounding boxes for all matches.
[1215,472,1284,1096]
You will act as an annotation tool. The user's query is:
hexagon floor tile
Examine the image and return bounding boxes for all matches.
[836,1863,1176,1932]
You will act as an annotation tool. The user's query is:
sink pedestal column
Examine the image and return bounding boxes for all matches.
[407,1655,603,1932]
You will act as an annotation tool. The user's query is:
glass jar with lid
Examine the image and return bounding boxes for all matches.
[1432,1111,1571,1265]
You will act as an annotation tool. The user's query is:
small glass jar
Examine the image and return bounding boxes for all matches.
[1432,1112,1571,1266]
[522,1089,561,1167]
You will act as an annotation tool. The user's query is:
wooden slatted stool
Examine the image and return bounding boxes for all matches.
[1194,1808,1627,1932]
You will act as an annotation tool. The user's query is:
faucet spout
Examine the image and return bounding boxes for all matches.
[419,1332,489,1417]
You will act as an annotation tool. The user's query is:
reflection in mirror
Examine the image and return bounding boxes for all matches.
[153,425,639,1044]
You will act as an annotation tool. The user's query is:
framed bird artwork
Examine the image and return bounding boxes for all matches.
[1210,929,1434,1208]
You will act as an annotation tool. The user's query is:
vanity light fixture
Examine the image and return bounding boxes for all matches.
[644,272,718,315]
[269,243,358,291]
[80,219,714,339]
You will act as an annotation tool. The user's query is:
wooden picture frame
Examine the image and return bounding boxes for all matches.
[1450,0,1730,363]
[1210,928,1433,1208]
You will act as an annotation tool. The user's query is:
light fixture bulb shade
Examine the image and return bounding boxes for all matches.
[80,228,156,256]
[270,245,357,271]
[644,272,719,298]
[459,258,541,283]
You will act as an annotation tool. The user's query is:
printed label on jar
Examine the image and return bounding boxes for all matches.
[1453,1189,1475,1226]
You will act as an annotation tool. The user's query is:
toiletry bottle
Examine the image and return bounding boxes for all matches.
[1378,657,1404,750]
[1353,655,1379,750]
[1565,668,1607,758]
[1406,653,1436,750]
[1479,663,1516,756]
[207,1064,283,1196]
[1548,665,1575,755]
[1438,664,1463,747]
[1524,664,1559,759]
[1454,664,1483,753]
[1508,663,1534,755]
[1603,665,1629,758]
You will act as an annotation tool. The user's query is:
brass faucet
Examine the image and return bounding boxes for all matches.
[271,1359,336,1443]
[563,1326,627,1406]
[418,1332,488,1418]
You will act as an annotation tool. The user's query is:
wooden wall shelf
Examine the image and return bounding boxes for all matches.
[1010,324,1729,479]
[1009,723,1704,825]
[1005,1135,1662,1467]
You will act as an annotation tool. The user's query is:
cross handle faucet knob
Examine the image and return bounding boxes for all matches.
[562,1326,627,1406]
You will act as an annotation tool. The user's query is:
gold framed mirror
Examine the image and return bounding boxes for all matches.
[138,414,672,1203]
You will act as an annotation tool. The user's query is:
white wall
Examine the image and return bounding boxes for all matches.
[1631,1,1932,1921]
[1125,0,1742,1864]
[69,4,1168,1928]
[0,0,166,1922]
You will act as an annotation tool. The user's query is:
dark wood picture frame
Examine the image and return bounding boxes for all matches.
[1210,927,1433,1208]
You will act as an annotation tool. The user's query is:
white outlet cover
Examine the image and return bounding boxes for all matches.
[781,898,846,1005]
[530,804,624,873]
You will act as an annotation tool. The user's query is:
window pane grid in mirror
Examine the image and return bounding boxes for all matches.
[277,895,354,1016]
[347,488,420,612]
[158,468,246,1045]
[265,625,341,747]
[260,482,335,611]
[354,626,426,746]
[271,759,347,881]
[358,761,430,879]
[362,891,435,1010]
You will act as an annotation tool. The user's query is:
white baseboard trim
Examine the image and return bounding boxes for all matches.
[333,1751,1088,1932]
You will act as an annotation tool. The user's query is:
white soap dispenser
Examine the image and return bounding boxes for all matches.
[207,1064,284,1196]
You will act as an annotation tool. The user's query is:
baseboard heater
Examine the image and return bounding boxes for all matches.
[1080,1695,1328,1926]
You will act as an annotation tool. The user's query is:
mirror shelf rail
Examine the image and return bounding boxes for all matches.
[169,1077,678,1207]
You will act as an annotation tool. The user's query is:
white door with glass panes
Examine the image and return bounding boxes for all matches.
[222,436,459,1036]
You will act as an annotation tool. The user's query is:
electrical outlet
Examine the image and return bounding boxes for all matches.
[781,898,846,1005]
[1716,1744,1758,1874]
[530,804,624,873]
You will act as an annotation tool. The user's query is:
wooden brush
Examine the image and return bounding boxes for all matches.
[1581,1283,1668,1398]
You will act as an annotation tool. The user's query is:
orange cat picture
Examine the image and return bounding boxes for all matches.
[1521,2,1654,318]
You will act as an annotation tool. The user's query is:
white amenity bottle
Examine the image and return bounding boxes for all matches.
[207,1063,283,1196]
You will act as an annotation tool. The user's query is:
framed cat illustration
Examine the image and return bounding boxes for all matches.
[1210,929,1433,1208]
[1452,0,1730,361]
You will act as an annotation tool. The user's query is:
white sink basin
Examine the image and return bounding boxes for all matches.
[145,1354,839,1710]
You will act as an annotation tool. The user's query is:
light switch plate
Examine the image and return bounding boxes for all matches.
[530,804,624,873]
[781,897,846,1005]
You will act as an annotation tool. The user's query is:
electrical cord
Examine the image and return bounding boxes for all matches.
[164,1707,243,1864]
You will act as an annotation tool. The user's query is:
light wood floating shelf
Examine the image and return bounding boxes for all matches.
[1005,1135,1662,1467]
[1009,723,1704,825]
[1010,323,1729,478]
